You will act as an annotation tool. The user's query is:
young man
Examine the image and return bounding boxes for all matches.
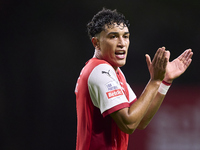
[75,8,193,150]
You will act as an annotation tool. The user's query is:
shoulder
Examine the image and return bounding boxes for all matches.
[78,58,111,78]
[85,58,117,81]
[88,63,117,85]
[86,58,110,67]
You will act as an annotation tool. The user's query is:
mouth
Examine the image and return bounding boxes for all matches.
[115,50,126,59]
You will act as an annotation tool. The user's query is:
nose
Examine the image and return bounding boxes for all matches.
[118,36,125,48]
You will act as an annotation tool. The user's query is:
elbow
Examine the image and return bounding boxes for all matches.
[123,124,138,134]
[136,122,148,130]
[123,123,147,134]
[117,124,136,134]
[122,120,146,134]
[136,124,147,130]
[125,128,135,135]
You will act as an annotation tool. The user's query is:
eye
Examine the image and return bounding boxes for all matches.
[110,35,116,39]
[123,35,129,38]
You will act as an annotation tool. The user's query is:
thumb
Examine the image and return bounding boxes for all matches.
[145,54,151,68]
[165,50,170,61]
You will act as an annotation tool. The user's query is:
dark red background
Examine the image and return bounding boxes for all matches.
[128,85,200,150]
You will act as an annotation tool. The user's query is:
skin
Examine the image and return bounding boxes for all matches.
[92,23,193,134]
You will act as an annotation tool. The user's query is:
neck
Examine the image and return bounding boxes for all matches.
[93,49,118,71]
[93,49,100,59]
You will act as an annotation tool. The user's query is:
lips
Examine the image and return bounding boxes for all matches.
[115,50,126,59]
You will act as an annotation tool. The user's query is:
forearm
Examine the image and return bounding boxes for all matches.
[125,79,162,129]
[137,92,165,129]
[137,80,172,129]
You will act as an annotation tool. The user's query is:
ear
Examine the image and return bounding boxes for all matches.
[91,37,100,50]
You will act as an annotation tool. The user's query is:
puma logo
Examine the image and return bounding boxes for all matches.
[102,70,111,76]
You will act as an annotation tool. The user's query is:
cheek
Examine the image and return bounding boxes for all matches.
[102,42,113,49]
[100,43,114,53]
[126,40,130,47]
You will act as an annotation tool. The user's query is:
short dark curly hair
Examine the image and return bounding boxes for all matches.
[87,8,130,39]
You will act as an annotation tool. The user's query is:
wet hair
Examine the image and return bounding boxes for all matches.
[87,8,130,39]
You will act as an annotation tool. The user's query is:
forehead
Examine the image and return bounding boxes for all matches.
[103,23,129,33]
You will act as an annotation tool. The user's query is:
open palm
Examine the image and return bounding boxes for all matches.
[164,49,193,83]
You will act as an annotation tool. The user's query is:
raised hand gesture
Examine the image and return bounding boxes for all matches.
[163,49,193,83]
[145,47,169,82]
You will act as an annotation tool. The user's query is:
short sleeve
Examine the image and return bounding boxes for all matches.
[88,64,129,116]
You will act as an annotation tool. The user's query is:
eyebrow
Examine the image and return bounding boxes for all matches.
[107,32,130,35]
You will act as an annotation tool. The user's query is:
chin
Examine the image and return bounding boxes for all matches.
[118,60,126,66]
[116,62,126,68]
[110,60,126,69]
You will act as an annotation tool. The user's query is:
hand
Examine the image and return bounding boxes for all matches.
[145,47,169,82]
[164,49,193,83]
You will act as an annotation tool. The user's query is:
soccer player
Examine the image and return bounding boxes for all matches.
[75,8,193,150]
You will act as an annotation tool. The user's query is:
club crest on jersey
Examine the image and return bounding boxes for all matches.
[106,89,123,99]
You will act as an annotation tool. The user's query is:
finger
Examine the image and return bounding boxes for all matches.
[185,49,193,60]
[152,47,164,65]
[185,58,192,67]
[152,49,160,65]
[180,49,193,64]
[178,50,186,61]
[184,51,193,67]
[145,54,151,68]
[178,49,193,69]
[178,49,191,61]
[163,57,168,71]
[159,47,166,59]
[161,50,170,70]
[188,51,193,59]
[165,50,170,61]
[186,58,192,67]
[157,47,166,67]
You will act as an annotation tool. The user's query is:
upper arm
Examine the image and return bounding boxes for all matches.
[108,82,138,134]
[88,64,129,115]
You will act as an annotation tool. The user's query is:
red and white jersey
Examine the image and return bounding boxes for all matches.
[75,58,137,150]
